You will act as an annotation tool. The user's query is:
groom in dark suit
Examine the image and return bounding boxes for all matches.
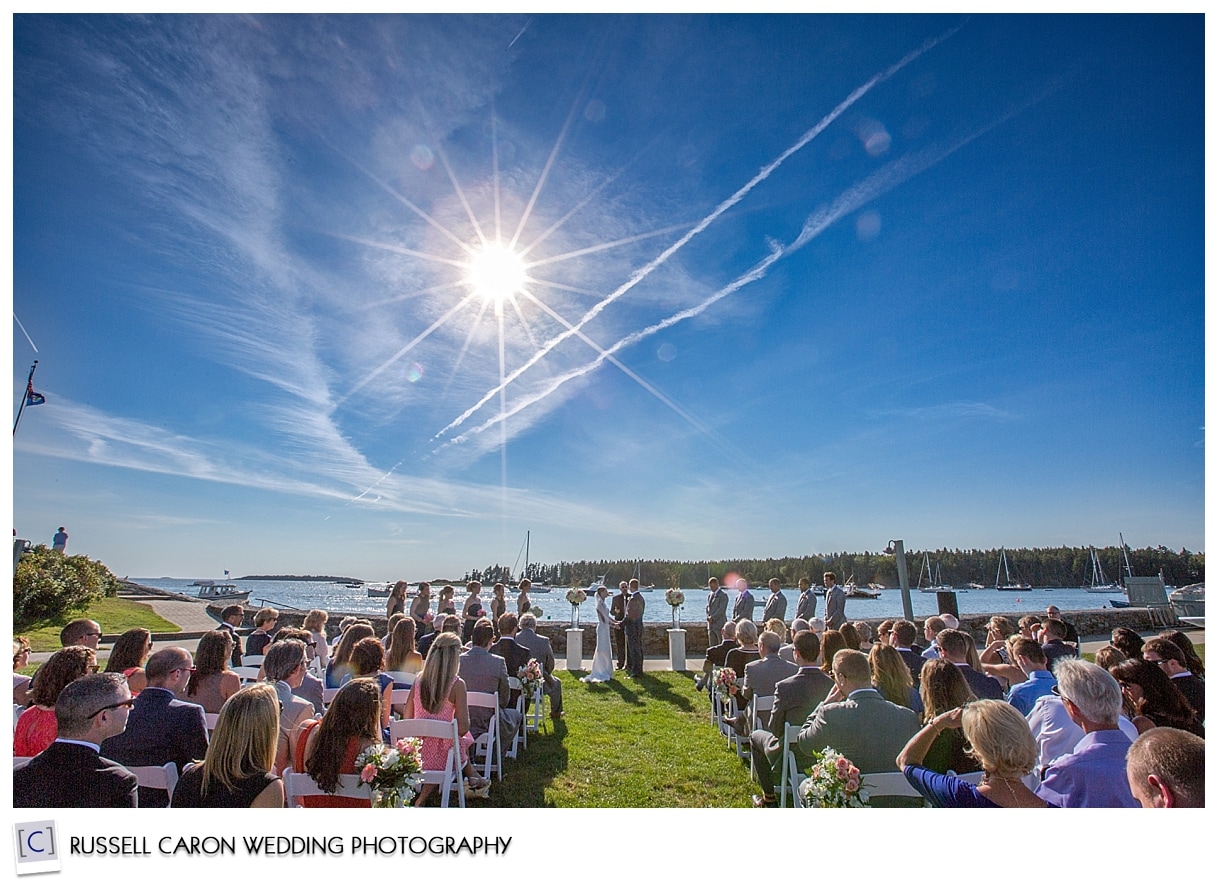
[610,581,629,670]
[625,579,646,677]
[15,673,138,808]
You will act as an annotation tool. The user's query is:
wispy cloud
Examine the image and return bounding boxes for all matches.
[870,401,1017,422]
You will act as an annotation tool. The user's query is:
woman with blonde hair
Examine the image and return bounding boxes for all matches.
[870,643,923,713]
[402,632,487,804]
[386,617,423,675]
[171,683,284,807]
[186,630,242,713]
[103,628,152,695]
[916,659,981,775]
[325,622,375,687]
[898,699,1047,807]
[14,645,96,756]
[295,678,380,807]
[302,609,330,670]
[437,584,457,616]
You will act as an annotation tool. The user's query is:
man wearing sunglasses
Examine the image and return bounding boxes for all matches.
[15,673,138,807]
[100,647,208,807]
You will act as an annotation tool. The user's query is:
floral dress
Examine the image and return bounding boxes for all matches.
[407,678,474,771]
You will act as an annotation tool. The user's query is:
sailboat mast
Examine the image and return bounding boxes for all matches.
[525,531,530,578]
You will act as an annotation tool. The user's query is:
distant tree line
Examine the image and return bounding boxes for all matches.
[465,546,1203,591]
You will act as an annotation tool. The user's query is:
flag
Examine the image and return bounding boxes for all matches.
[25,380,45,406]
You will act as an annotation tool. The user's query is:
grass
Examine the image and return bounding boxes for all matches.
[473,671,757,807]
[21,596,180,652]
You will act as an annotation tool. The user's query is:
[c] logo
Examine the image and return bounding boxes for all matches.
[13,821,61,875]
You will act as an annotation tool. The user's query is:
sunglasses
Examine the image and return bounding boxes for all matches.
[88,698,135,718]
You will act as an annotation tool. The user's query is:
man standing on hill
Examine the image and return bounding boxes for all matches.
[625,579,646,678]
[705,577,728,644]
[51,526,68,554]
[762,579,787,625]
[823,573,846,631]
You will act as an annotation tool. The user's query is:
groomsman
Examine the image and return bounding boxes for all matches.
[794,577,817,621]
[610,582,629,671]
[823,573,846,631]
[762,579,787,625]
[733,579,755,623]
[705,578,728,644]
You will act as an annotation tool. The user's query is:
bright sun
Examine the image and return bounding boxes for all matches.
[466,242,527,309]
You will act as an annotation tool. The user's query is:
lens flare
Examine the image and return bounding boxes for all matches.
[466,242,527,308]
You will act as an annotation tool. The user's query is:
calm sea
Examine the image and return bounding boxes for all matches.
[134,578,1125,625]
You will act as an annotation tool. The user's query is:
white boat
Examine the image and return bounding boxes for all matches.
[844,575,880,599]
[365,582,392,597]
[1169,583,1204,618]
[995,548,1031,591]
[917,553,953,592]
[1084,547,1123,593]
[196,581,251,601]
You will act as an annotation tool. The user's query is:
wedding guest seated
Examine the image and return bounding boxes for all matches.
[460,620,522,746]
[839,622,862,652]
[890,620,925,684]
[727,631,796,733]
[941,614,960,630]
[1110,627,1144,660]
[13,637,32,707]
[15,645,96,757]
[1026,689,1140,780]
[1044,605,1078,643]
[382,613,405,649]
[1158,630,1204,679]
[219,605,245,668]
[696,620,738,691]
[870,643,923,713]
[244,608,279,658]
[1125,727,1205,808]
[916,660,980,775]
[516,613,563,720]
[326,622,375,687]
[936,629,1003,699]
[386,617,424,675]
[295,678,379,807]
[402,633,488,804]
[103,628,152,695]
[1142,637,1204,721]
[725,621,761,707]
[1039,619,1079,669]
[898,700,1049,808]
[185,630,241,714]
[796,649,921,802]
[170,683,284,808]
[853,621,873,652]
[808,617,825,637]
[979,635,1027,692]
[269,627,324,713]
[748,630,833,806]
[818,629,847,676]
[1109,658,1204,737]
[302,609,330,671]
[1018,615,1043,640]
[876,620,895,647]
[491,613,532,685]
[15,673,138,808]
[778,619,809,664]
[343,637,394,732]
[1005,638,1056,715]
[331,616,359,651]
[59,618,102,650]
[1093,644,1127,671]
[979,617,1016,663]
[101,647,210,807]
[1032,659,1137,806]
[264,639,320,772]
[418,614,458,659]
[921,616,947,660]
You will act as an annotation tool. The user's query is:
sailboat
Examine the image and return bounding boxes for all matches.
[995,548,1031,591]
[1084,546,1123,593]
[917,553,952,592]
[516,531,551,592]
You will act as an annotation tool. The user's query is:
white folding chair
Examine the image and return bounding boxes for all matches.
[747,695,776,779]
[203,713,220,733]
[386,671,416,686]
[523,683,547,735]
[242,654,266,667]
[129,762,180,802]
[14,756,32,770]
[232,666,262,685]
[282,767,371,807]
[506,678,526,756]
[321,687,341,709]
[14,704,24,732]
[388,718,466,807]
[861,770,924,801]
[777,723,806,808]
[952,770,985,785]
[466,691,503,781]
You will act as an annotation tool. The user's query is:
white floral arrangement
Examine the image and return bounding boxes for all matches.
[357,737,425,808]
[664,588,684,607]
[798,748,868,808]
[566,588,588,605]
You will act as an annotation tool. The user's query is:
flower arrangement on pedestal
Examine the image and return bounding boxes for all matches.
[356,737,425,808]
[799,748,868,808]
[565,588,587,627]
[519,658,544,700]
[664,588,685,628]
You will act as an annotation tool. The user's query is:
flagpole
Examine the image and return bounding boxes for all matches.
[13,360,38,436]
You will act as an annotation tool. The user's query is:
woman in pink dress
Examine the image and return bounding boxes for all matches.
[14,646,95,756]
[401,632,487,804]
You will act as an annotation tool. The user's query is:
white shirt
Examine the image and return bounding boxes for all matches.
[1025,694,1139,781]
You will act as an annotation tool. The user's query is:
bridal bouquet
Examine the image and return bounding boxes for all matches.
[664,588,684,628]
[357,737,425,808]
[798,748,868,808]
[519,658,544,699]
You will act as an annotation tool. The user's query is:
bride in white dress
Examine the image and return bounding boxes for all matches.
[582,584,614,683]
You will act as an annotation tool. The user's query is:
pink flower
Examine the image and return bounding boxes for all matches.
[845,779,858,793]
[835,756,850,770]
[837,767,848,781]
[360,763,377,783]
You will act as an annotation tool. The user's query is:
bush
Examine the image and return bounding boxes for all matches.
[14,545,122,631]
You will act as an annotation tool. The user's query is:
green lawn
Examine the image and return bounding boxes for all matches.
[21,596,180,652]
[474,671,757,808]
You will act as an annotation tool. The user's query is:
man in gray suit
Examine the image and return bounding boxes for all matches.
[515,613,563,719]
[705,577,728,644]
[730,631,797,735]
[794,577,817,621]
[822,572,846,631]
[460,620,522,746]
[748,630,833,806]
[732,579,755,623]
[762,579,787,625]
[796,649,920,803]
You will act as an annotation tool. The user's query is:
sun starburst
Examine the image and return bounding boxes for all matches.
[465,241,528,313]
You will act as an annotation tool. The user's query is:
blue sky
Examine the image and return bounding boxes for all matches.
[10,14,1204,580]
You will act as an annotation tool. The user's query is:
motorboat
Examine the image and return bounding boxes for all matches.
[365,582,392,597]
[844,576,880,599]
[196,581,251,602]
[1169,583,1204,618]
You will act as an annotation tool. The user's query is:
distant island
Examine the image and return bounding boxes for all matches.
[238,574,363,583]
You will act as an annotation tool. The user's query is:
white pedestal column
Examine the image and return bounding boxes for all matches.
[668,628,687,672]
[566,628,583,672]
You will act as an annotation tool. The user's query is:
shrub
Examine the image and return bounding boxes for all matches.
[14,545,122,631]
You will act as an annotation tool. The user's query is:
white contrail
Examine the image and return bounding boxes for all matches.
[13,314,38,353]
[442,90,1045,448]
[434,25,962,441]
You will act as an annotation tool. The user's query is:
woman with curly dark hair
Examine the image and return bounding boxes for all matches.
[103,628,152,695]
[15,645,96,756]
[1110,658,1204,738]
[1110,627,1144,661]
[186,630,242,713]
[295,678,381,807]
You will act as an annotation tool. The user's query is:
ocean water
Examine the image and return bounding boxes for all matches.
[134,578,1125,625]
